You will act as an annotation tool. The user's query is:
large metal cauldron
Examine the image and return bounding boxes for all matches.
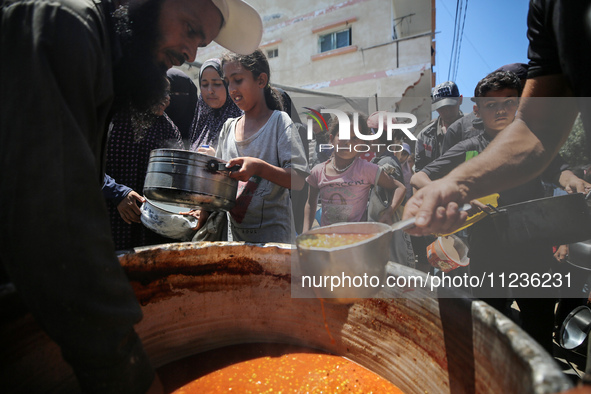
[483,193,591,247]
[143,149,238,211]
[0,243,572,393]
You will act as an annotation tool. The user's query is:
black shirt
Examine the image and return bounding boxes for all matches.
[441,112,484,154]
[421,132,568,206]
[0,0,153,391]
[527,0,591,147]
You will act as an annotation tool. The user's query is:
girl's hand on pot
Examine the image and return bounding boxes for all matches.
[226,157,262,182]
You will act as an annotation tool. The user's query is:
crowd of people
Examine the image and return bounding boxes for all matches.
[414,71,566,352]
[102,45,591,369]
[102,52,418,250]
[3,0,591,391]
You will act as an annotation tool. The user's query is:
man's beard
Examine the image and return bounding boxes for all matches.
[111,0,168,114]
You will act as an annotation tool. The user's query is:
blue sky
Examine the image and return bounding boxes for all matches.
[434,0,530,104]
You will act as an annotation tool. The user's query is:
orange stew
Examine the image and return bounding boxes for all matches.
[298,233,376,248]
[171,352,404,394]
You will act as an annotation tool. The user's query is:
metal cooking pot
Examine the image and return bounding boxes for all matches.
[0,244,573,394]
[296,205,475,303]
[567,239,591,271]
[296,222,393,303]
[295,205,472,303]
[480,193,591,247]
[144,149,239,211]
[559,305,591,354]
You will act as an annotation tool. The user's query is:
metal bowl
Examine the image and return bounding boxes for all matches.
[139,199,198,241]
[296,222,393,303]
[559,305,591,353]
[143,149,237,211]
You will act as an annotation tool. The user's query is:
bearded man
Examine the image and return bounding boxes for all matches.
[0,0,262,392]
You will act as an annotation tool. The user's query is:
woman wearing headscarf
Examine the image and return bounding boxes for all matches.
[189,58,242,151]
[186,59,242,241]
[166,68,198,149]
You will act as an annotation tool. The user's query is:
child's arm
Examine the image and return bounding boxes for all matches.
[226,157,305,190]
[303,184,320,232]
[376,171,406,224]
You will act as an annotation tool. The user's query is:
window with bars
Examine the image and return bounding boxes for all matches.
[319,28,351,53]
[267,48,279,58]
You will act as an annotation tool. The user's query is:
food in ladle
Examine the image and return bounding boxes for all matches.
[298,233,376,248]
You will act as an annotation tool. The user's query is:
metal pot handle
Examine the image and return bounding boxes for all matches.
[206,159,241,173]
[483,204,506,215]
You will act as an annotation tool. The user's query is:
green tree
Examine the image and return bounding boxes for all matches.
[559,115,589,167]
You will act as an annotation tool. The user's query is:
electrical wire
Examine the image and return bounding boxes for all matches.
[448,0,469,82]
[447,0,461,81]
[453,0,469,81]
[438,0,493,88]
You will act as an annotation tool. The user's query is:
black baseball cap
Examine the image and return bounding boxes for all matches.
[432,81,461,110]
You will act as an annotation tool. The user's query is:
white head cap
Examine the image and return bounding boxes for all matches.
[211,0,263,55]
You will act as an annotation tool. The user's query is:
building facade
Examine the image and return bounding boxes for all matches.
[181,0,434,130]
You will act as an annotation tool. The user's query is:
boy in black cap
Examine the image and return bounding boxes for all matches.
[414,81,464,171]
[411,81,464,272]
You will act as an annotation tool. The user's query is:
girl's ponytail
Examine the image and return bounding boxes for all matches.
[264,85,283,112]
